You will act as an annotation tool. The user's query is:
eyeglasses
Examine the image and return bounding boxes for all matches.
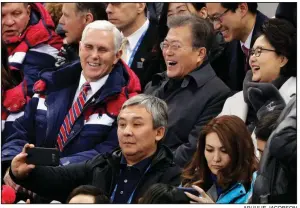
[160,42,189,52]
[207,9,229,24]
[250,47,276,57]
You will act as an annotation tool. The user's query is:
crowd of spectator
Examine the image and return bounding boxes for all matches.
[1,2,297,204]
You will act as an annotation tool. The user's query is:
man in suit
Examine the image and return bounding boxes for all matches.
[106,3,161,90]
[206,3,268,91]
[145,15,231,168]
[2,20,141,189]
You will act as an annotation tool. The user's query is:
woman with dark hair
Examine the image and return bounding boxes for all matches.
[139,183,190,204]
[182,115,258,203]
[219,18,296,156]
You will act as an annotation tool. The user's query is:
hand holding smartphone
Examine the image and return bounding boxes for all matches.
[26,147,59,166]
[177,187,200,196]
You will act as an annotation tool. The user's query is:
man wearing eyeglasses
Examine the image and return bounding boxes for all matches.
[144,15,231,168]
[206,3,268,91]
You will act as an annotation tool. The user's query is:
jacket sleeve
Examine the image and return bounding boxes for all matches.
[174,93,228,167]
[1,97,39,162]
[59,126,119,165]
[9,157,96,202]
[23,49,58,97]
[269,105,296,173]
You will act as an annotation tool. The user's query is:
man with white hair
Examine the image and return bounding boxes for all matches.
[2,20,141,173]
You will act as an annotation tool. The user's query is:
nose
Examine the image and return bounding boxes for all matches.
[59,15,65,25]
[3,16,15,27]
[213,21,221,31]
[249,53,256,65]
[163,47,174,57]
[123,125,132,136]
[106,3,112,14]
[212,151,221,163]
[90,49,99,59]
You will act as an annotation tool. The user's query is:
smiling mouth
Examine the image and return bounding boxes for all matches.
[88,63,100,67]
[252,66,260,71]
[167,61,178,66]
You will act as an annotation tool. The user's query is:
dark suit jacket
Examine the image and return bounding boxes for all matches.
[130,22,162,91]
[212,11,268,91]
[145,62,231,167]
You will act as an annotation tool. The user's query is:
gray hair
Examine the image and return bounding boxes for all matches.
[167,14,214,52]
[81,20,122,53]
[119,94,168,129]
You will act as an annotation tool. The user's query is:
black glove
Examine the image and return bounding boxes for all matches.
[247,82,286,120]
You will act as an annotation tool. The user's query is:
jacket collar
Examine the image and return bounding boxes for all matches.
[40,60,130,104]
[151,61,216,89]
[250,11,269,47]
[111,144,175,169]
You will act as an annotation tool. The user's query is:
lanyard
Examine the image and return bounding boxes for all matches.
[127,25,149,67]
[110,164,151,204]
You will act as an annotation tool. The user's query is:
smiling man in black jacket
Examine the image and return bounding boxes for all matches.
[9,94,181,204]
[145,15,231,168]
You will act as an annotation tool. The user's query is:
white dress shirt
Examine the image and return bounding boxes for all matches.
[72,73,109,105]
[122,19,150,65]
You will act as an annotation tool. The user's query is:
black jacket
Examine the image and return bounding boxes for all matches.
[252,96,296,204]
[10,145,181,203]
[212,11,268,91]
[145,62,231,167]
[130,22,163,91]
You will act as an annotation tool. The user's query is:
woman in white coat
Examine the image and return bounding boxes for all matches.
[219,18,296,153]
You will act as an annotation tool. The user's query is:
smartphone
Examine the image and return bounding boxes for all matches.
[26,147,59,166]
[177,187,200,196]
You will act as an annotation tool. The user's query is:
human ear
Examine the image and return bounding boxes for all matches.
[199,7,208,19]
[279,56,288,68]
[155,126,166,142]
[196,47,207,63]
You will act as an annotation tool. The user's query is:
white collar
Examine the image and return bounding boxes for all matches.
[240,26,254,50]
[124,19,149,51]
[78,73,109,95]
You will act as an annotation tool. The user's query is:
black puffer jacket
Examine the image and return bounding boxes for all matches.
[10,145,181,203]
[252,96,296,204]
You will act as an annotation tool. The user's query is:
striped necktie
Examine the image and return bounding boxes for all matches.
[57,82,91,151]
[242,45,250,72]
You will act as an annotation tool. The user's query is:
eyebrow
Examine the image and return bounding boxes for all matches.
[118,116,143,121]
[205,144,224,149]
[163,39,181,44]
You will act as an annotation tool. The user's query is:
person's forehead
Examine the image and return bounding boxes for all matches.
[206,3,224,15]
[2,3,26,12]
[119,106,151,119]
[168,3,187,10]
[166,26,191,41]
[63,3,77,12]
[84,29,114,42]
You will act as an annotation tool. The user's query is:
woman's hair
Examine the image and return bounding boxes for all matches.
[182,115,258,190]
[139,183,190,204]
[1,41,20,90]
[44,3,63,27]
[158,3,206,43]
[66,185,110,204]
[261,18,297,77]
